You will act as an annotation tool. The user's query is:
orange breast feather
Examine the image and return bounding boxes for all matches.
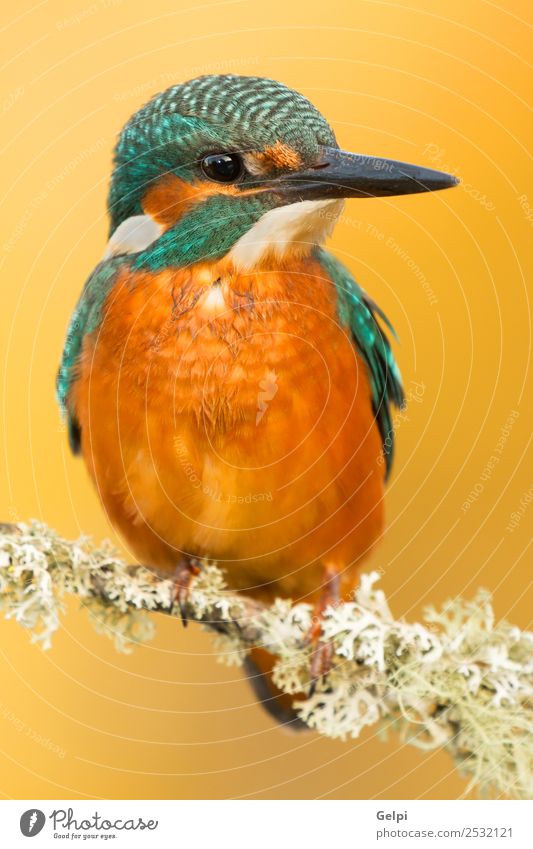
[71,255,385,603]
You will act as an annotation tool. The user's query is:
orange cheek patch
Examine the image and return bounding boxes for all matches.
[255,140,303,171]
[142,174,221,227]
[142,173,262,228]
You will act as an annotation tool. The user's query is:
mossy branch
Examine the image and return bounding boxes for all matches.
[0,520,531,800]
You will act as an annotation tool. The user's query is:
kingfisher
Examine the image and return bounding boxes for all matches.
[57,75,457,727]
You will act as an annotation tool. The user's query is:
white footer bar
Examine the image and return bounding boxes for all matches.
[1,799,530,848]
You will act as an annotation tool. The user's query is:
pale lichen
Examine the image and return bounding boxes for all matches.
[0,521,531,799]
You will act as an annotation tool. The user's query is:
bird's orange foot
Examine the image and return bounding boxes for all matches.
[308,630,335,695]
[305,565,340,694]
[172,558,201,627]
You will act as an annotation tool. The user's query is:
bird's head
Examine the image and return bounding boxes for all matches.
[107,74,457,270]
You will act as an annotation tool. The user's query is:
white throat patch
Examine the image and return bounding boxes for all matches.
[228,198,344,271]
[102,215,163,260]
[102,200,343,269]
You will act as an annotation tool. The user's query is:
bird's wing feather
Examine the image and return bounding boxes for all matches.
[315,247,404,478]
[56,258,124,454]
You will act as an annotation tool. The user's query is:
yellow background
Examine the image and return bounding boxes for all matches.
[0,0,531,800]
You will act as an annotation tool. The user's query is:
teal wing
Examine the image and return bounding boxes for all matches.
[56,258,124,454]
[316,247,404,478]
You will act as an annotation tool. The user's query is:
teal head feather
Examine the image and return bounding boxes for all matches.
[107,73,456,270]
[108,74,337,267]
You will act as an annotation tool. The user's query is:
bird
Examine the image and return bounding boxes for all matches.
[57,75,457,728]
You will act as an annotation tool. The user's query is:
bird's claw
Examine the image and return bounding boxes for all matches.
[172,558,201,627]
[304,566,340,692]
[308,638,335,694]
[304,617,335,694]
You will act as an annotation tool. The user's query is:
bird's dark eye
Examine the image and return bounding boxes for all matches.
[201,153,243,183]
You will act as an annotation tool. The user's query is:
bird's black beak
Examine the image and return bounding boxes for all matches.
[269,146,459,200]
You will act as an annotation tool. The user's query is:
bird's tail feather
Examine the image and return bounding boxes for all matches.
[243,647,309,732]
